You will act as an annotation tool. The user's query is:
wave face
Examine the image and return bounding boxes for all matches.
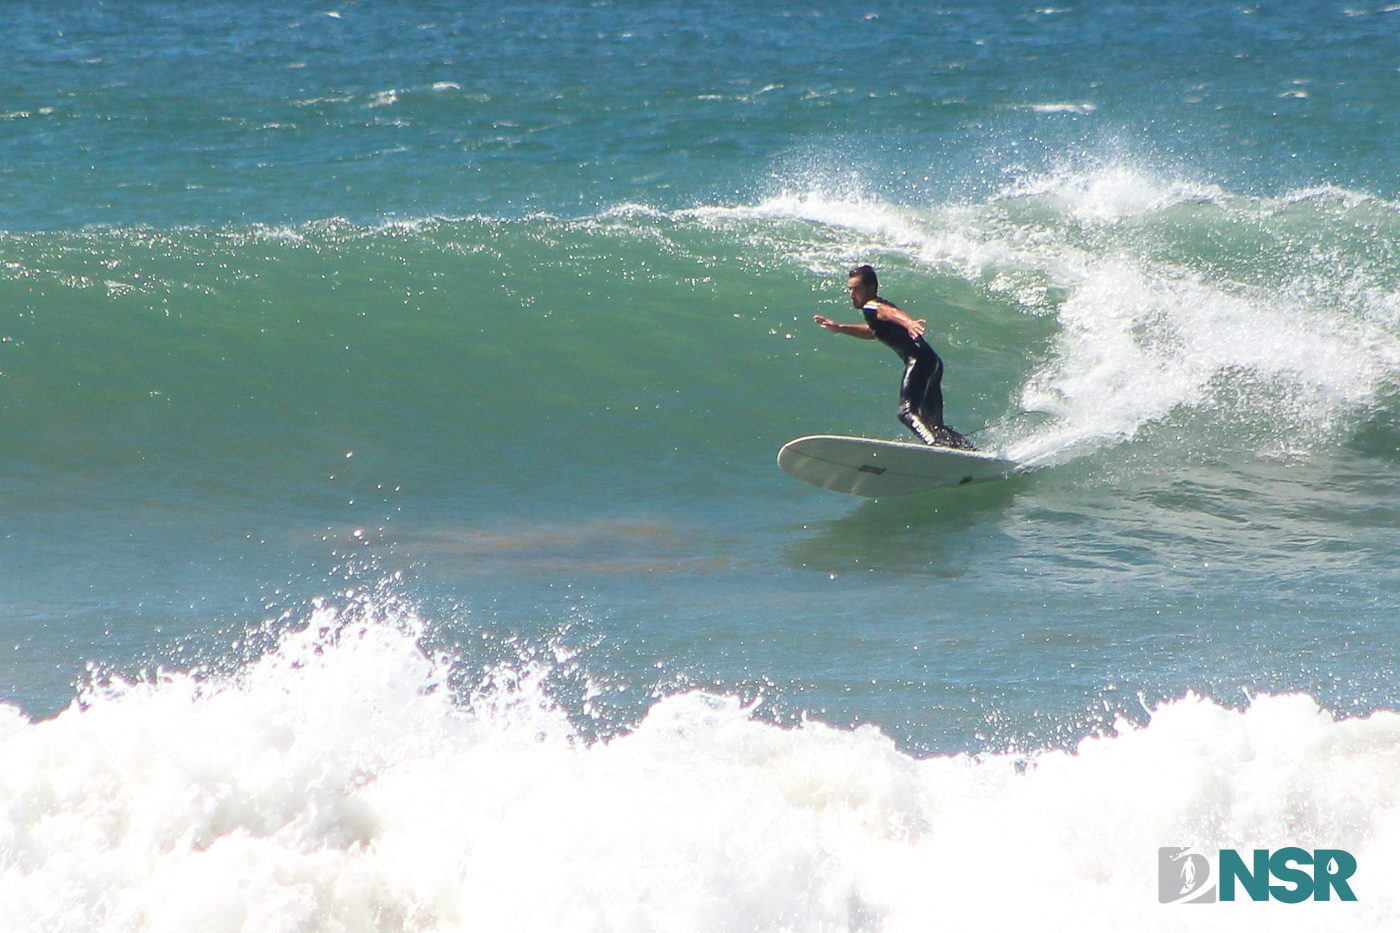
[3,603,1398,932]
[5,178,1400,741]
[5,175,1400,487]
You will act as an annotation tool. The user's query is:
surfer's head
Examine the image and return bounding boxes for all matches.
[847,265,878,307]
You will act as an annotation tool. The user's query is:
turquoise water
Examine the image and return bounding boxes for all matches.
[4,3,1400,929]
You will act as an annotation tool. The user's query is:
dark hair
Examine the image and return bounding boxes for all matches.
[848,265,878,289]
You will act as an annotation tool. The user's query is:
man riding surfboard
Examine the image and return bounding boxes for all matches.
[813,265,974,450]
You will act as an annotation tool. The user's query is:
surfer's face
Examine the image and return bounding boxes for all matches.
[847,275,875,307]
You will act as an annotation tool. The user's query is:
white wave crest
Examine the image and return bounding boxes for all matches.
[2,605,1399,931]
[682,167,1400,464]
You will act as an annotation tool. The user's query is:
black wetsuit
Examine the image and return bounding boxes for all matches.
[862,300,973,449]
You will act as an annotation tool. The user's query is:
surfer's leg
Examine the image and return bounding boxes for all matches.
[901,353,977,450]
[898,408,940,445]
[897,355,942,445]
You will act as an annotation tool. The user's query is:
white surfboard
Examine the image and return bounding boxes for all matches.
[777,434,1018,498]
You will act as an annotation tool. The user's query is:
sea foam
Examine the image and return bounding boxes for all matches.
[2,598,1398,931]
[692,168,1400,466]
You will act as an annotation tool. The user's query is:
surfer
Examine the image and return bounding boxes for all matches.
[813,265,974,450]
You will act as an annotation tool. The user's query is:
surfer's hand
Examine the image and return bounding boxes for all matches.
[814,314,836,330]
[907,318,926,339]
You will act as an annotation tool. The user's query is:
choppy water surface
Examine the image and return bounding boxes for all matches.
[4,3,1400,929]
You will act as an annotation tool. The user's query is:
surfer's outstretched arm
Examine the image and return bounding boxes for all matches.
[813,315,875,339]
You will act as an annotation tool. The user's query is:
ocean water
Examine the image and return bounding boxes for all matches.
[4,2,1400,929]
